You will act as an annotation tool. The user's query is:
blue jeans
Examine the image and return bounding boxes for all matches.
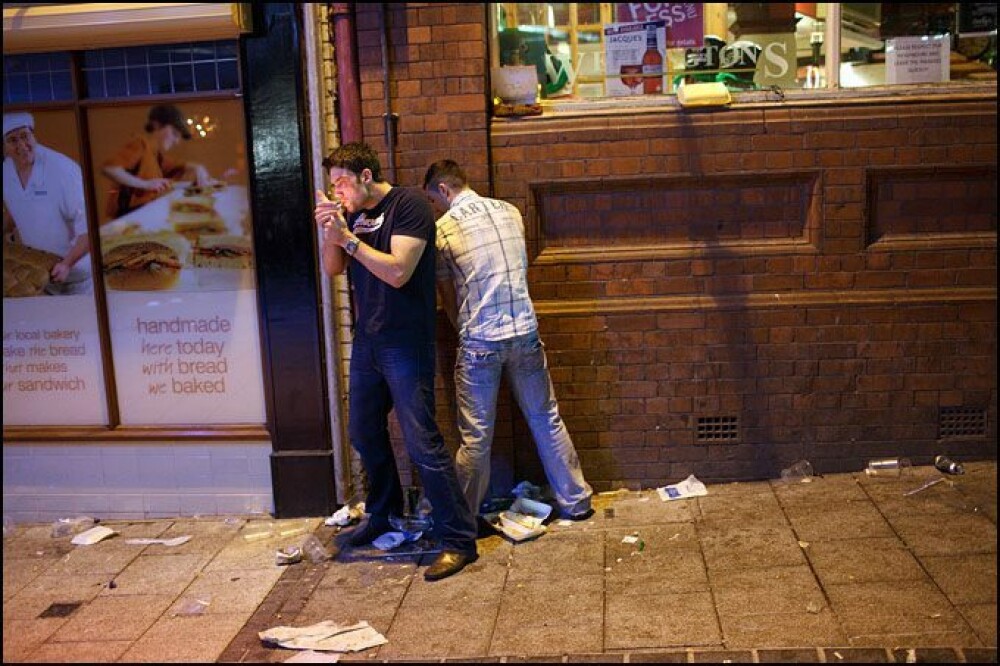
[349,339,477,554]
[454,332,593,516]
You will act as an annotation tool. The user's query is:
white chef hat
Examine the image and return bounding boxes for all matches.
[3,112,35,137]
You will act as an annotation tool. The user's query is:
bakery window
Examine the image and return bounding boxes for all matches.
[3,40,266,431]
[2,51,74,103]
[490,3,997,106]
[81,41,240,98]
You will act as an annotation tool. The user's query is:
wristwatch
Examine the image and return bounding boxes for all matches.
[344,237,360,256]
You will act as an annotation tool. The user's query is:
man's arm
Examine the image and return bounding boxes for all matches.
[352,234,426,288]
[318,222,349,276]
[51,234,89,282]
[102,165,171,195]
[51,160,90,281]
[436,277,459,330]
[317,216,426,288]
[3,203,18,243]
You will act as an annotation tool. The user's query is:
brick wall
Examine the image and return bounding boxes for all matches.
[497,104,996,488]
[345,3,997,492]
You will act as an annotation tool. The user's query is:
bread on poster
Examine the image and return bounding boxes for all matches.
[3,242,61,297]
[101,231,190,291]
[182,182,226,197]
[192,233,253,269]
[168,195,226,241]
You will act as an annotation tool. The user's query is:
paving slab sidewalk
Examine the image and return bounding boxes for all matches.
[3,462,996,663]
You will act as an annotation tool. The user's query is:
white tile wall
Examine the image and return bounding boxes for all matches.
[2,442,274,524]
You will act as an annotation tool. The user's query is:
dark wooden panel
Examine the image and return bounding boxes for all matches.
[241,3,335,516]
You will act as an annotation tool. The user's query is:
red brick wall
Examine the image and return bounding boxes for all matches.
[348,4,997,492]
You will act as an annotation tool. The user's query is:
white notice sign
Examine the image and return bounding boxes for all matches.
[886,35,950,85]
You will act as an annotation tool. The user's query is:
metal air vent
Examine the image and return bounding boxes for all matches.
[938,407,987,440]
[696,415,740,442]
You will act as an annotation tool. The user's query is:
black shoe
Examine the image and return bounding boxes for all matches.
[561,507,595,521]
[424,550,479,581]
[341,517,390,548]
[475,516,496,539]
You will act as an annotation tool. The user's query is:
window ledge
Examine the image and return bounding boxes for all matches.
[508,81,998,120]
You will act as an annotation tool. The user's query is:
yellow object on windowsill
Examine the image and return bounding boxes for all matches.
[676,81,732,109]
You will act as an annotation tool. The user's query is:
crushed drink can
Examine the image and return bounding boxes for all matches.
[275,546,302,565]
[934,455,965,475]
[865,457,911,477]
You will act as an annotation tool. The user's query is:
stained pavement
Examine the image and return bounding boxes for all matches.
[3,461,996,663]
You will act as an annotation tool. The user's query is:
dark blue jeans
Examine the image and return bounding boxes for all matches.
[348,338,477,555]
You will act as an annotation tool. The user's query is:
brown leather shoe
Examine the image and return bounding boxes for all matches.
[424,550,478,581]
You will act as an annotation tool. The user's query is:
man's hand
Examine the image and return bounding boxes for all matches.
[314,189,348,247]
[143,177,173,194]
[51,260,71,283]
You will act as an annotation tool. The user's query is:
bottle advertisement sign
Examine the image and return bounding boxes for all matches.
[604,21,667,96]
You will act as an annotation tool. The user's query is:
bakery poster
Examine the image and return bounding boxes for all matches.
[105,290,266,424]
[87,100,265,424]
[3,109,109,426]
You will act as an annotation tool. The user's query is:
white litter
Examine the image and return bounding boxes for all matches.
[124,535,192,547]
[174,596,211,616]
[324,501,365,527]
[656,474,708,502]
[260,620,387,652]
[487,497,552,542]
[371,532,405,551]
[71,525,117,545]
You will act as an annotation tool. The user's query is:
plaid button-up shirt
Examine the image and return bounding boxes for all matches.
[435,189,538,341]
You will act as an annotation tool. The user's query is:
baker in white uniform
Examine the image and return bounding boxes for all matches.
[3,112,92,295]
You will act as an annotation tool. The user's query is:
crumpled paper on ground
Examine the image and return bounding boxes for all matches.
[124,535,192,547]
[656,474,708,501]
[324,501,365,527]
[70,525,117,545]
[260,620,387,652]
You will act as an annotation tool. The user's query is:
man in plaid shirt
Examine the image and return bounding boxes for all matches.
[424,159,593,521]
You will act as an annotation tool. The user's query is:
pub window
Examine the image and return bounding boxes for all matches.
[491,3,997,103]
[3,40,266,429]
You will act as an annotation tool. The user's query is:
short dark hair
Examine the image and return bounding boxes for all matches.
[423,159,467,191]
[322,142,383,182]
[145,104,191,139]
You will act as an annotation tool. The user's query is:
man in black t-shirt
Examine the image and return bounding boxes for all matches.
[315,142,478,581]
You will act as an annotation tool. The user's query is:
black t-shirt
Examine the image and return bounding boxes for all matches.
[348,186,437,345]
